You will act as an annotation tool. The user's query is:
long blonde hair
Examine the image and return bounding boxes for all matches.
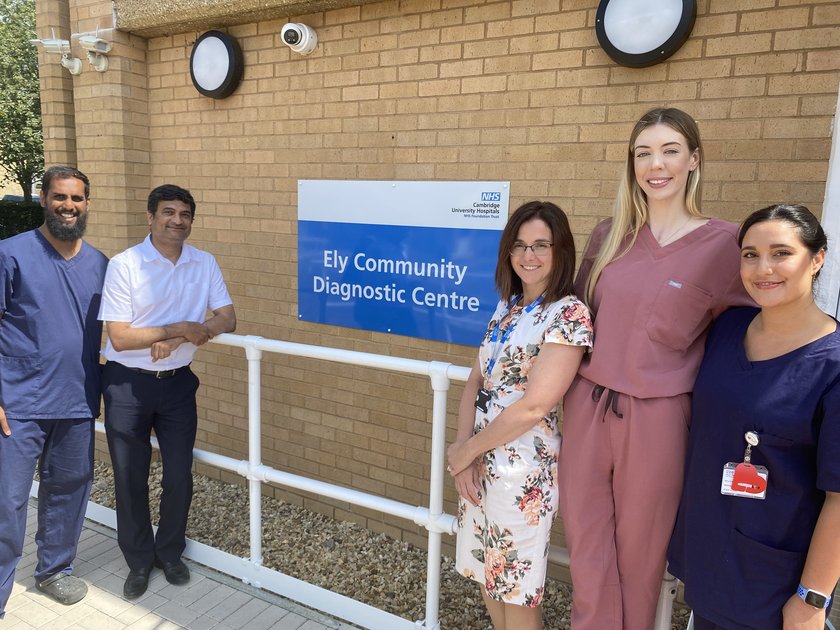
[585,107,705,303]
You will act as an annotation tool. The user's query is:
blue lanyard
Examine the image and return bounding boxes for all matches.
[484,294,544,380]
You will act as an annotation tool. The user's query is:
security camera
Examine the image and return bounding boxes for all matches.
[280,23,317,55]
[31,38,82,74]
[32,38,71,54]
[78,35,111,54]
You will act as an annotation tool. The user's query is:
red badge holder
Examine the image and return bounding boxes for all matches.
[721,431,768,500]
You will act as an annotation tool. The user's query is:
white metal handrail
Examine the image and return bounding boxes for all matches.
[64,332,678,629]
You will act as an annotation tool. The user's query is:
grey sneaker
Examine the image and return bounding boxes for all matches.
[35,573,88,605]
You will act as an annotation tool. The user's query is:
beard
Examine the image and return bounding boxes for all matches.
[44,209,88,241]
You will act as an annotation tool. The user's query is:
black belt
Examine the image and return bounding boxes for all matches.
[117,363,190,379]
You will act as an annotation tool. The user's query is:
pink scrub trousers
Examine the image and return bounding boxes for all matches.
[559,374,691,630]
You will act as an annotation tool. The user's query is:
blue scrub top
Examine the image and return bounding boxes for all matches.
[0,229,108,419]
[668,307,840,630]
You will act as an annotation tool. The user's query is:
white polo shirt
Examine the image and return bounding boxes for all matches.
[98,235,232,370]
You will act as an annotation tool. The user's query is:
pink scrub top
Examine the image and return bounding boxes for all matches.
[576,218,752,399]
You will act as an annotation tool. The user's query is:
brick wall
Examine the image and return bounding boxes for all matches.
[40,0,840,601]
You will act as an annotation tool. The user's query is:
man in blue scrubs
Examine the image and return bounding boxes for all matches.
[0,166,108,618]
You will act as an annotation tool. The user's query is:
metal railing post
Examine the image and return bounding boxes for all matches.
[422,361,452,630]
[654,571,679,630]
[244,336,264,573]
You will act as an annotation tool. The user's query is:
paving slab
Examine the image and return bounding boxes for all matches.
[4,501,359,630]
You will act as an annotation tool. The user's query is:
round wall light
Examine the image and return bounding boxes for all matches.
[596,0,696,68]
[189,31,244,98]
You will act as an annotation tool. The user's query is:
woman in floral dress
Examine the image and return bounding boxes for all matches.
[448,201,593,629]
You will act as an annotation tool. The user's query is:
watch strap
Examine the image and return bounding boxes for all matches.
[797,583,831,609]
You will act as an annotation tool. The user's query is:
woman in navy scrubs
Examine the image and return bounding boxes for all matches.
[668,204,840,630]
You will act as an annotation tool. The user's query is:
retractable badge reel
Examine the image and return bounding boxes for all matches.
[721,431,768,500]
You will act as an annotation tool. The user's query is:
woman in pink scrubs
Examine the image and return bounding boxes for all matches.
[558,107,751,630]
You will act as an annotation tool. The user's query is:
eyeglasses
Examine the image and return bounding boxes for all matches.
[510,242,552,257]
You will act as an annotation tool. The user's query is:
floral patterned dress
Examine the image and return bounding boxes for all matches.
[455,295,593,606]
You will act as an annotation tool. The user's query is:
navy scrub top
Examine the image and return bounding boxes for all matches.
[668,307,840,630]
[0,229,107,420]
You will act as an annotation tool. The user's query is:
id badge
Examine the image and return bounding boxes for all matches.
[474,388,492,413]
[721,462,768,500]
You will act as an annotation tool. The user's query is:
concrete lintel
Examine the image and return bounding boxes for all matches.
[113,0,373,37]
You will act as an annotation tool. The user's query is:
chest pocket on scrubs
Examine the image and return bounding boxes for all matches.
[646,279,713,351]
[754,431,795,448]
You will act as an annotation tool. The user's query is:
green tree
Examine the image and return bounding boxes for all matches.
[0,0,43,203]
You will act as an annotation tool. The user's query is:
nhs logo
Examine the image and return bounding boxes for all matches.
[481,192,501,201]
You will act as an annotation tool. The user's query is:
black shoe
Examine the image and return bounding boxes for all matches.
[123,565,152,600]
[154,558,190,585]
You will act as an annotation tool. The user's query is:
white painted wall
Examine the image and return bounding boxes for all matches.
[817,82,840,317]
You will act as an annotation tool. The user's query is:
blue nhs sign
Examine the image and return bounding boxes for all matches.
[298,180,510,346]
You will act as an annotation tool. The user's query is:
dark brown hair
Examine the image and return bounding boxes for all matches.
[739,203,828,279]
[495,200,576,303]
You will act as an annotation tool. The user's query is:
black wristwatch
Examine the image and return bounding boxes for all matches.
[797,584,831,609]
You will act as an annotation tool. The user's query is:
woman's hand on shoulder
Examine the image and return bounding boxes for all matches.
[782,594,826,630]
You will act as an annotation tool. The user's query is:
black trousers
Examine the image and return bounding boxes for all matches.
[103,361,199,570]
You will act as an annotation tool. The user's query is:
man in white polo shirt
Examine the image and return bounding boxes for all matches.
[99,184,235,600]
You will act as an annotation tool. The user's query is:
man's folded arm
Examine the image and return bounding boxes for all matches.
[106,320,211,351]
[203,304,236,337]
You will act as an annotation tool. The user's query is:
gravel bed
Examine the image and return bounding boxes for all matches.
[89,460,690,629]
